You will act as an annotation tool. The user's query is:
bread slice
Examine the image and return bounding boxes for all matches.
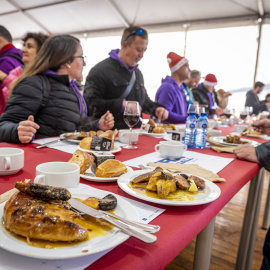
[95,159,127,178]
[79,137,92,150]
[68,150,94,174]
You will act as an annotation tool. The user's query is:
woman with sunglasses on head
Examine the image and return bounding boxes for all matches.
[83,26,168,129]
[0,35,114,144]
[155,52,191,123]
[0,32,49,113]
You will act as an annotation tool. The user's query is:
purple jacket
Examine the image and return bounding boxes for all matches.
[155,76,187,123]
[0,44,23,114]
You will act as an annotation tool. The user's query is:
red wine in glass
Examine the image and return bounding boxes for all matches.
[123,115,140,128]
[123,101,140,149]
[224,113,232,119]
[240,113,247,120]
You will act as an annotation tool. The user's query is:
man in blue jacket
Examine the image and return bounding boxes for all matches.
[0,25,23,114]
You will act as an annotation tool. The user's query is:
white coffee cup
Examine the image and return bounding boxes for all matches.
[34,162,80,188]
[155,141,187,160]
[119,129,139,144]
[0,148,24,175]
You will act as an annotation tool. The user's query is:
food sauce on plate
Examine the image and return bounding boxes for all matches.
[130,182,196,201]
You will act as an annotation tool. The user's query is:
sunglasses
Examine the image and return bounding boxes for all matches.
[124,28,145,42]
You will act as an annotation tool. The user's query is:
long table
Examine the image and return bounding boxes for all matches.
[0,127,266,270]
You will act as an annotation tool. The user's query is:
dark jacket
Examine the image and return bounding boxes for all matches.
[245,90,267,115]
[83,57,162,129]
[0,74,98,143]
[192,84,219,116]
[256,141,270,171]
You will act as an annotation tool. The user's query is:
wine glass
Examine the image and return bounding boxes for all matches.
[123,101,140,149]
[240,108,248,123]
[224,108,232,119]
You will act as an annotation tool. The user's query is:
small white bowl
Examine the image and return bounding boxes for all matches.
[208,129,222,137]
[234,124,248,133]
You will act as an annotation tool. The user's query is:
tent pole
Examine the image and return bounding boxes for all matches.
[253,18,264,84]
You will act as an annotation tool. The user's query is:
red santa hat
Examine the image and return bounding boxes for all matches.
[204,73,217,87]
[167,52,188,73]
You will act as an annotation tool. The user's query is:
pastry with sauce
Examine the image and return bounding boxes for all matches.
[131,168,206,200]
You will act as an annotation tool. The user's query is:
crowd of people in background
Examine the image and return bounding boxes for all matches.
[0,24,270,268]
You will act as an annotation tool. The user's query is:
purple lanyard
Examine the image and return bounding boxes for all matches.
[207,92,215,109]
[70,80,88,116]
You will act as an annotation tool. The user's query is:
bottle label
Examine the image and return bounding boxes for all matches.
[202,123,208,129]
[189,123,195,129]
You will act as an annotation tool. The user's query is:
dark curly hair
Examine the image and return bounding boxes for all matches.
[22,32,49,52]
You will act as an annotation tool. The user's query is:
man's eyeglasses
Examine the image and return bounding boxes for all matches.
[123,28,145,43]
[74,55,86,63]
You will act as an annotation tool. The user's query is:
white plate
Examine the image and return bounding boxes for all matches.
[0,188,139,259]
[140,131,166,138]
[117,170,221,206]
[163,134,172,141]
[210,136,259,146]
[244,134,267,139]
[60,132,81,143]
[78,145,122,154]
[80,166,133,182]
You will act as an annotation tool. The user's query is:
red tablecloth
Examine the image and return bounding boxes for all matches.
[0,128,266,270]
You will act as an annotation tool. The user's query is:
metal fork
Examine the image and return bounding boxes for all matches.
[71,207,160,234]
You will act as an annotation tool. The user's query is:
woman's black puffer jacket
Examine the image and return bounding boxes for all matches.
[0,74,98,143]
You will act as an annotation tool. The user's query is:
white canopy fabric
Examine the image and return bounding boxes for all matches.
[0,0,270,40]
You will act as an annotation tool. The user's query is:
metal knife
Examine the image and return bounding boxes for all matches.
[69,198,157,244]
[35,134,79,149]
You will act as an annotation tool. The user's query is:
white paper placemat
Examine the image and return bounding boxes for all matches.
[123,151,234,174]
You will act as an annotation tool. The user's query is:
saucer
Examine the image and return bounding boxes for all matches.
[0,169,21,176]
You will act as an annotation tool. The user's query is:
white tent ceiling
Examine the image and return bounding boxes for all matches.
[0,0,270,40]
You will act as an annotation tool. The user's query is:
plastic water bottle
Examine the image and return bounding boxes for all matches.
[195,111,208,149]
[184,111,197,149]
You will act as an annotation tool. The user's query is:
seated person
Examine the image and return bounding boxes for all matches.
[0,35,114,144]
[182,69,201,108]
[0,32,49,111]
[83,26,168,129]
[234,118,270,270]
[192,73,223,118]
[216,89,232,110]
[245,81,270,115]
[0,25,23,115]
[260,93,270,112]
[155,52,190,123]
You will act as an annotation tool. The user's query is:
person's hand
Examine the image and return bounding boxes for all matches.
[223,92,232,98]
[17,115,40,144]
[252,119,270,135]
[215,108,224,116]
[99,110,114,131]
[155,107,168,122]
[258,114,269,120]
[0,70,7,81]
[233,144,259,163]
